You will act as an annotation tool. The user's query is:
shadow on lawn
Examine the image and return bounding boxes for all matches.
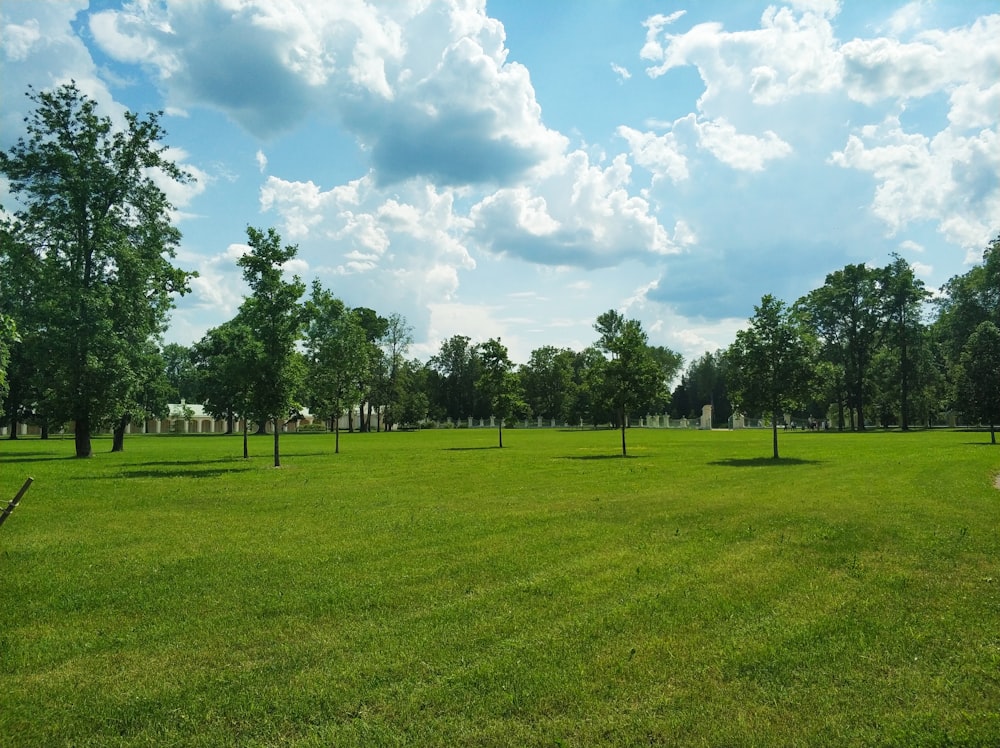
[0,453,78,464]
[710,457,821,467]
[560,454,644,461]
[444,446,500,451]
[121,467,250,479]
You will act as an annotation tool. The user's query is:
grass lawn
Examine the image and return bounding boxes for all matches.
[1,426,999,746]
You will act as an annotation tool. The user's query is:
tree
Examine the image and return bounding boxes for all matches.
[377,312,413,432]
[353,306,389,431]
[237,226,305,467]
[162,343,199,403]
[476,337,527,447]
[428,335,482,422]
[935,235,1000,365]
[193,319,260,456]
[302,282,369,453]
[878,254,929,430]
[0,83,193,457]
[796,264,880,430]
[0,314,17,406]
[520,346,575,421]
[726,295,815,459]
[955,321,1000,444]
[594,310,663,457]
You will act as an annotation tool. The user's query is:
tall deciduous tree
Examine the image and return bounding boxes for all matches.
[0,83,193,457]
[429,335,481,422]
[796,264,880,430]
[935,235,1000,364]
[594,310,663,457]
[237,226,305,467]
[955,321,1000,444]
[0,314,17,406]
[520,346,575,422]
[303,282,368,453]
[878,254,929,430]
[726,294,815,459]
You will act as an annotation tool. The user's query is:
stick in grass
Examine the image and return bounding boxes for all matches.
[0,477,34,530]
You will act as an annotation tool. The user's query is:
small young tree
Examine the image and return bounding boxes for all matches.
[594,310,663,457]
[302,282,369,454]
[476,337,527,448]
[955,321,1000,444]
[237,226,305,467]
[726,294,815,459]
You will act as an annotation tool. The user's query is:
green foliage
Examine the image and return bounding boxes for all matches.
[727,294,815,458]
[476,337,528,447]
[0,313,17,404]
[237,226,306,466]
[2,430,999,746]
[594,309,665,456]
[795,264,881,431]
[0,83,193,456]
[302,281,369,450]
[955,321,1000,443]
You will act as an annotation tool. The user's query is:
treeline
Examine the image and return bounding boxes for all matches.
[1,84,997,461]
[690,242,999,451]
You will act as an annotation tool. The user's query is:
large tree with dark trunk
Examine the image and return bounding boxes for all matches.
[0,83,193,456]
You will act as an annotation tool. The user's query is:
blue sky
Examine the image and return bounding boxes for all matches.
[2,0,997,365]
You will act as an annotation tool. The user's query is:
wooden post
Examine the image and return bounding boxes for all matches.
[0,477,34,530]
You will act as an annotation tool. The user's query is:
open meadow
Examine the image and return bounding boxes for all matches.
[1,427,999,746]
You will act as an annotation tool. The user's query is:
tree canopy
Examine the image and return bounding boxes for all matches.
[0,82,193,456]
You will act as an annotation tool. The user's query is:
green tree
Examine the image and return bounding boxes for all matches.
[796,264,881,430]
[878,254,930,430]
[302,282,369,453]
[476,337,527,448]
[955,321,1000,444]
[162,343,199,402]
[520,345,575,422]
[193,319,260,456]
[428,335,482,422]
[237,226,306,467]
[935,235,1000,365]
[726,295,815,459]
[0,314,17,406]
[0,83,193,457]
[594,309,663,457]
[377,312,413,432]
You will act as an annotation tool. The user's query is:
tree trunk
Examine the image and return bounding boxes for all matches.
[226,409,235,435]
[7,416,18,440]
[243,419,249,459]
[620,406,627,457]
[498,422,503,448]
[40,421,49,440]
[335,417,340,454]
[273,418,281,467]
[772,410,780,459]
[900,332,910,431]
[111,414,129,452]
[75,417,92,458]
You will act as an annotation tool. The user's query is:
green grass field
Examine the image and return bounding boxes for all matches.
[2,427,999,746]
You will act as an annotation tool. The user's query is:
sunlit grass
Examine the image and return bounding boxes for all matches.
[2,427,999,746]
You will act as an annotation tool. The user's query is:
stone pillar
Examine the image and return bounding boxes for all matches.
[468,416,474,428]
[489,415,495,428]
[733,413,745,429]
[680,417,688,429]
[700,404,712,430]
[19,422,28,436]
[551,418,556,428]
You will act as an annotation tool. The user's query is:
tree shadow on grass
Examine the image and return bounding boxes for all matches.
[120,467,251,479]
[560,454,644,461]
[444,446,501,452]
[0,454,78,464]
[709,457,821,467]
